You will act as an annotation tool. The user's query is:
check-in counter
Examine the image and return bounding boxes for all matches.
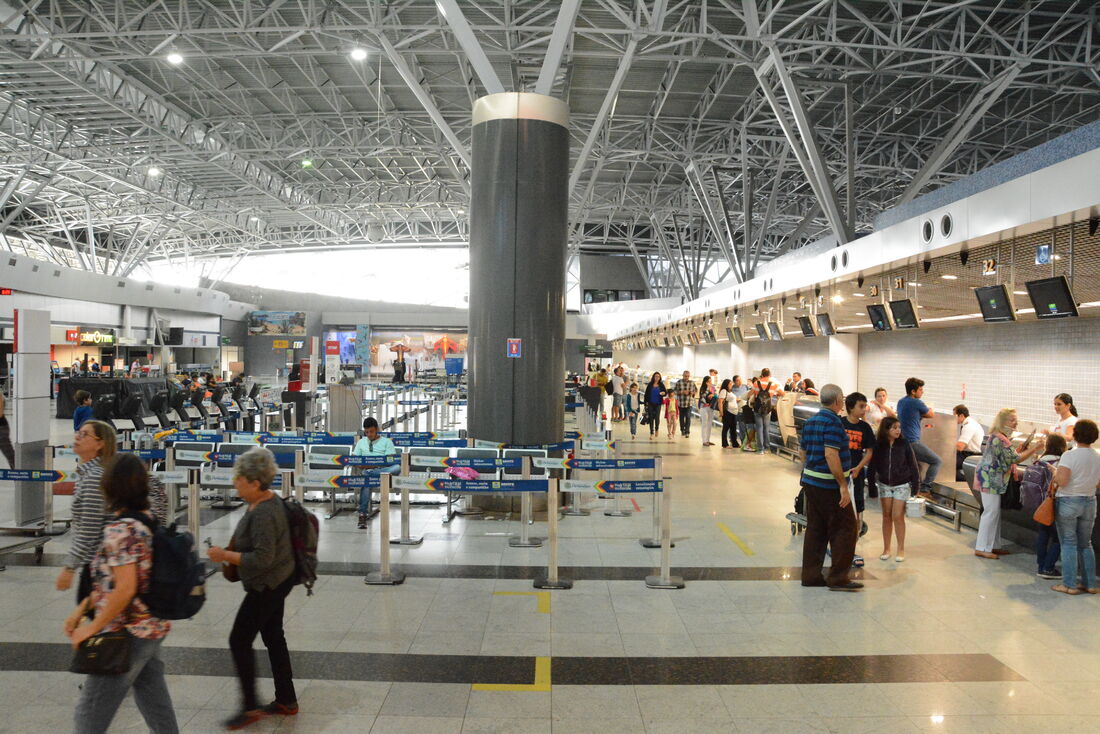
[917,409,957,483]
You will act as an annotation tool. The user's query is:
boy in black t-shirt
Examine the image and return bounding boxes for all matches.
[843,392,876,568]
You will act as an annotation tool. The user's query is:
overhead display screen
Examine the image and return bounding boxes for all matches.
[767,322,784,341]
[754,323,768,340]
[974,284,1016,322]
[1026,276,1079,319]
[816,313,836,336]
[867,304,892,331]
[796,316,815,337]
[726,326,744,344]
[889,299,920,329]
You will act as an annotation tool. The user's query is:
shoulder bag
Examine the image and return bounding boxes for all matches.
[1034,484,1056,526]
[70,630,132,675]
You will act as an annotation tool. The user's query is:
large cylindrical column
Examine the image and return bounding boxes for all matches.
[468,93,569,445]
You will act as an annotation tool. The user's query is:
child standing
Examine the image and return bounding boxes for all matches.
[625,383,640,440]
[664,395,678,440]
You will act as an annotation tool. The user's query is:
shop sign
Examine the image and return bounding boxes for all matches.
[65,329,79,343]
[221,336,231,346]
[272,339,289,349]
[78,329,115,345]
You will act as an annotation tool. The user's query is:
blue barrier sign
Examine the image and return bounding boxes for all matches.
[332,475,382,489]
[405,478,548,493]
[0,469,66,482]
[568,458,656,470]
[408,457,522,470]
[132,450,167,461]
[389,438,467,448]
[336,455,401,467]
[561,479,663,494]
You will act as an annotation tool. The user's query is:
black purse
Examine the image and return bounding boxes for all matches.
[70,630,133,675]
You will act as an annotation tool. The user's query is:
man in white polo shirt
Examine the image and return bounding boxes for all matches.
[954,404,985,481]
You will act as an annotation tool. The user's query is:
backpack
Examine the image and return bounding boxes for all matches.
[122,514,206,620]
[1019,460,1055,514]
[751,383,771,415]
[604,381,614,395]
[281,497,319,596]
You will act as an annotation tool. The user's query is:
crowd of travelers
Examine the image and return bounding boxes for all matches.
[58,418,304,732]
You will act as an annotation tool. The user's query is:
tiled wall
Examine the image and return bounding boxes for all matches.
[858,318,1097,427]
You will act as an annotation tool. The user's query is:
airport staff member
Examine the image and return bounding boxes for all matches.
[799,384,861,591]
[954,405,985,481]
[352,417,399,529]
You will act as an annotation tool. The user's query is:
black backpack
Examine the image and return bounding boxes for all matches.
[751,383,770,415]
[122,514,206,620]
[281,497,319,596]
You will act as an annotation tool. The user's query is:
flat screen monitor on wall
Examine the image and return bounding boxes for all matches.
[706,328,717,343]
[754,323,768,340]
[726,327,744,344]
[767,322,783,341]
[796,316,815,337]
[1026,276,1079,319]
[866,304,892,331]
[816,313,836,336]
[974,284,1016,322]
[889,299,920,329]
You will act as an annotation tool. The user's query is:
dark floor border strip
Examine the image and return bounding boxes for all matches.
[0,644,1021,685]
[1,554,873,582]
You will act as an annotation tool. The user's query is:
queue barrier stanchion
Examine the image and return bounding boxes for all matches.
[640,456,673,548]
[645,482,684,590]
[43,446,56,533]
[598,436,630,518]
[186,469,202,542]
[391,453,422,545]
[508,456,543,548]
[534,478,572,590]
[365,473,405,585]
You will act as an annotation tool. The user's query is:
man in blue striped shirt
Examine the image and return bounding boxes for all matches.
[799,384,862,591]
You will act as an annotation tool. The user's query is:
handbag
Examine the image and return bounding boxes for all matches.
[70,630,132,675]
[1033,495,1055,526]
[1002,474,1023,511]
[222,536,239,583]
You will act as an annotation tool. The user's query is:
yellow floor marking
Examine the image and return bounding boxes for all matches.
[717,522,756,556]
[492,590,551,613]
[472,656,552,692]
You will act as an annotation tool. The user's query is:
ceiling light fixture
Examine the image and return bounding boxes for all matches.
[301,158,314,168]
[147,166,161,177]
[350,47,368,61]
[852,292,866,297]
[1013,290,1027,295]
[166,52,184,65]
[941,274,958,280]
[831,295,844,303]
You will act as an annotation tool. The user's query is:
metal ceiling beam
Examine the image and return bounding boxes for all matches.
[434,0,507,96]
[568,36,638,194]
[535,0,581,96]
[898,63,1025,204]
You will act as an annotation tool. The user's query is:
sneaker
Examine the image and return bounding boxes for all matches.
[224,710,268,730]
[262,701,299,716]
[357,513,367,529]
[1037,570,1061,579]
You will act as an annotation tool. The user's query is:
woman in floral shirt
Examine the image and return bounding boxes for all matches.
[974,408,1044,559]
[65,454,178,734]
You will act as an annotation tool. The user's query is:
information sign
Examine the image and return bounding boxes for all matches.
[506,338,522,358]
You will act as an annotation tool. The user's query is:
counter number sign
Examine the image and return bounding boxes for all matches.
[506,338,522,359]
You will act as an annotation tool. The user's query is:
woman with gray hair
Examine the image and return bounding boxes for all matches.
[207,448,298,730]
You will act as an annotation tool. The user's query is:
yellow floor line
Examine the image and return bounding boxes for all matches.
[472,656,552,692]
[492,590,551,614]
[717,521,756,556]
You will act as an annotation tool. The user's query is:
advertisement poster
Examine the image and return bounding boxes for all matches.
[247,311,307,336]
[323,330,358,363]
[365,329,467,377]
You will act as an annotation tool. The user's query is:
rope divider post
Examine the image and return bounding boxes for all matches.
[534,477,572,590]
[365,472,406,586]
[391,452,423,545]
[186,468,202,542]
[639,455,673,548]
[508,455,543,548]
[644,479,684,590]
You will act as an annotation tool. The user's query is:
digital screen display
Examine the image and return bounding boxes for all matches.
[974,284,1016,322]
[816,313,836,336]
[796,316,815,337]
[767,322,783,341]
[867,304,892,331]
[889,299,919,329]
[726,327,743,344]
[706,328,717,343]
[755,324,768,340]
[1026,276,1079,319]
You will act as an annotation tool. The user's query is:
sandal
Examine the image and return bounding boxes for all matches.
[1052,584,1082,595]
[879,553,891,561]
[974,551,998,559]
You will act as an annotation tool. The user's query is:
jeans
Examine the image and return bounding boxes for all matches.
[800,484,858,587]
[910,441,942,492]
[721,411,740,447]
[645,404,661,435]
[628,412,637,436]
[754,411,772,453]
[678,405,692,436]
[74,636,178,734]
[699,407,713,444]
[230,575,297,711]
[975,491,1003,553]
[359,465,401,514]
[1035,520,1060,574]
[1056,495,1097,590]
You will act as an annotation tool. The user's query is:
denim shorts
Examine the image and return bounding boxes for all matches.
[612,394,623,407]
[878,482,910,500]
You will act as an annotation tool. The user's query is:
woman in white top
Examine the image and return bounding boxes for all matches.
[717,379,740,449]
[866,387,896,430]
[1049,393,1079,443]
[1050,418,1100,595]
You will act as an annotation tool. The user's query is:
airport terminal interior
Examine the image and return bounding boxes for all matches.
[3,1,1100,733]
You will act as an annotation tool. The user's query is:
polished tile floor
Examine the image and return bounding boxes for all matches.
[1,419,1099,732]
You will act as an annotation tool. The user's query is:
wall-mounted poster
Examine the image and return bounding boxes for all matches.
[366,329,468,377]
[323,330,358,363]
[247,311,307,336]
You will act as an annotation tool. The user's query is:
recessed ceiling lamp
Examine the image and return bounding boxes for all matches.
[166,52,184,65]
[350,47,368,61]
[852,292,866,297]
[1013,290,1027,295]
[855,312,866,316]
[941,274,958,280]
[147,166,161,177]
[249,216,259,222]
[831,295,844,303]
[301,158,314,168]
